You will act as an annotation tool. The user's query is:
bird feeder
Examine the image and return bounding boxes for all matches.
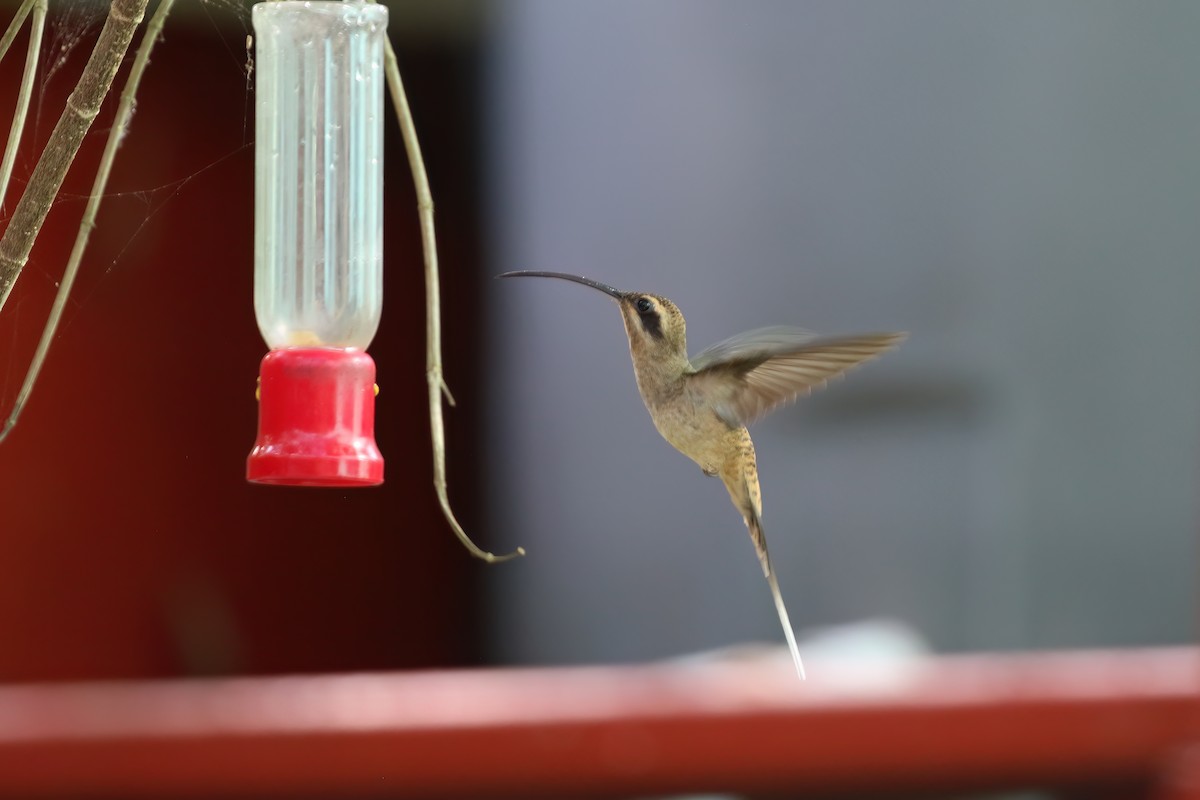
[247,1,388,486]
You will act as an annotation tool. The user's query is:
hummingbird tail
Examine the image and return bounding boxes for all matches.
[725,447,805,680]
[767,567,807,681]
[748,511,806,681]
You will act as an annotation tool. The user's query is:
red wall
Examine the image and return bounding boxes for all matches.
[0,8,487,681]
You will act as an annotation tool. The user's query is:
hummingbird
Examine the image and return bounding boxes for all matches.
[498,270,906,680]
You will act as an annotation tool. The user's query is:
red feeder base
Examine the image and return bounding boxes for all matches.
[247,348,384,487]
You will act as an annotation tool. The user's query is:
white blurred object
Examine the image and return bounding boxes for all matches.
[795,617,930,663]
[673,618,928,666]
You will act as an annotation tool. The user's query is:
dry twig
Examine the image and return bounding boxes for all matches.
[0,0,46,210]
[0,0,150,313]
[1,0,175,442]
[379,26,524,562]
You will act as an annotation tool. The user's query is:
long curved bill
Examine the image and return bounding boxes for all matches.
[496,270,623,299]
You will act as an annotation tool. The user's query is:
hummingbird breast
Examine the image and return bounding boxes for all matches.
[638,375,742,475]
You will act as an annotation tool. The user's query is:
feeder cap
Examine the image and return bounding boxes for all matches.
[247,348,383,487]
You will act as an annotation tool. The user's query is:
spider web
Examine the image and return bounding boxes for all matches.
[0,0,256,401]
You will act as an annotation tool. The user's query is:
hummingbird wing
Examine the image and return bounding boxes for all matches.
[689,327,906,426]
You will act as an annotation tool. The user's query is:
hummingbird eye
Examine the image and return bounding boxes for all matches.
[633,296,664,339]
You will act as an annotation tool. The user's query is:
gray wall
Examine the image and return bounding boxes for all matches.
[483,1,1199,665]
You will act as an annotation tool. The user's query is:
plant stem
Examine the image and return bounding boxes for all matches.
[1,0,175,443]
[0,0,36,64]
[380,30,524,562]
[0,0,45,210]
[0,0,150,313]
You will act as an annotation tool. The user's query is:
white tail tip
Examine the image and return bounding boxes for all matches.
[767,571,806,680]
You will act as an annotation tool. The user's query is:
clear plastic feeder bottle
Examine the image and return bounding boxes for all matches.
[247,1,388,486]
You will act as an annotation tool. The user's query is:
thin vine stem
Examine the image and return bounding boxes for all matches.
[0,0,36,64]
[0,0,149,314]
[1,0,175,443]
[0,0,44,211]
[378,23,524,562]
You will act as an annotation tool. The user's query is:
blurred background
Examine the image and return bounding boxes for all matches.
[484,1,1200,665]
[0,0,1195,683]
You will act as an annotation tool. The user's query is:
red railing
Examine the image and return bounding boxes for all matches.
[0,648,1195,797]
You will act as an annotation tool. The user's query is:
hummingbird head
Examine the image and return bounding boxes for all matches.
[615,292,688,362]
[496,271,688,361]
